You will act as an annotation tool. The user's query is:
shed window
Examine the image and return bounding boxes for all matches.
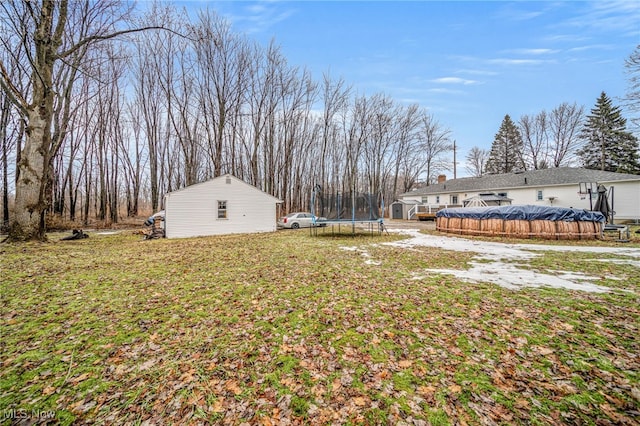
[537,190,543,201]
[217,201,227,219]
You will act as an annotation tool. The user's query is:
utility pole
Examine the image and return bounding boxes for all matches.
[453,140,457,179]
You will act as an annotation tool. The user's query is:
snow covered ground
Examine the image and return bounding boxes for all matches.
[344,229,640,293]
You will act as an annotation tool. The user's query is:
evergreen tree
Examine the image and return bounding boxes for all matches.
[578,91,640,174]
[485,114,525,174]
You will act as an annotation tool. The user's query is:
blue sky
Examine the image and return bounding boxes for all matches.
[182,1,639,175]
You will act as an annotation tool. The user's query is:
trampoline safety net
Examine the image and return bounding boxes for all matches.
[311,190,382,221]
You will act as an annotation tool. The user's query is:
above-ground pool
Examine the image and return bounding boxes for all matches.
[435,205,606,240]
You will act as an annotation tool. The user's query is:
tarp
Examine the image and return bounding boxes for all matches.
[593,185,611,223]
[435,205,606,222]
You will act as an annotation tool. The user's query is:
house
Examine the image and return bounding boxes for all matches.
[399,168,640,222]
[164,174,282,238]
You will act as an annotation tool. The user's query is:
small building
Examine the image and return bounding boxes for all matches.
[399,168,640,222]
[389,200,420,220]
[164,174,282,239]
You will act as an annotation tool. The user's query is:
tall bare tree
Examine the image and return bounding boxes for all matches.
[418,113,453,184]
[0,0,164,241]
[465,146,490,177]
[624,45,640,133]
[193,10,250,179]
[548,102,584,167]
[519,111,549,170]
[390,104,421,196]
[319,73,350,192]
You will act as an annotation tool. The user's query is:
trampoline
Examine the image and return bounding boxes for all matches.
[310,186,385,235]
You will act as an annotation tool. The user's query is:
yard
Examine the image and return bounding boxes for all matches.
[1,226,639,425]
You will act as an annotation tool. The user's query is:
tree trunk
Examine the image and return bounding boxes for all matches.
[11,109,51,240]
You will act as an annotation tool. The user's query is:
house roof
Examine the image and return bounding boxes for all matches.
[165,173,283,203]
[391,199,420,205]
[400,167,640,197]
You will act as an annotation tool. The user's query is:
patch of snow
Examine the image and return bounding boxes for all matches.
[378,229,640,293]
[340,246,382,265]
[595,258,640,268]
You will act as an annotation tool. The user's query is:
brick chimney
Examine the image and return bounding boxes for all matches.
[437,174,447,184]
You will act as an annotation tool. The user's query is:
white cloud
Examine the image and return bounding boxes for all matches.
[567,44,616,53]
[487,58,550,66]
[560,1,640,37]
[507,48,560,55]
[430,77,478,85]
[455,68,499,77]
[225,1,296,34]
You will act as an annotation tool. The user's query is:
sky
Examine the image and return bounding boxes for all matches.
[178,0,639,177]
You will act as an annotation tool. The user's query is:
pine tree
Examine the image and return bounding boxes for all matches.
[485,114,525,174]
[578,91,640,174]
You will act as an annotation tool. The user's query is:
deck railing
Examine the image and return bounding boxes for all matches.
[407,204,458,220]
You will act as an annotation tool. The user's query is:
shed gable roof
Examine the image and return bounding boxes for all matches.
[165,174,283,203]
[401,168,640,196]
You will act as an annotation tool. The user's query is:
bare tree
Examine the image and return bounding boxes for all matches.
[465,146,489,177]
[0,0,165,241]
[624,45,640,133]
[519,111,549,170]
[418,113,453,184]
[391,104,421,196]
[128,2,182,211]
[193,10,250,179]
[319,73,350,192]
[548,102,584,167]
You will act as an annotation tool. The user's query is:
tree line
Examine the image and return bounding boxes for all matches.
[1,1,454,240]
[465,92,640,177]
[1,1,638,241]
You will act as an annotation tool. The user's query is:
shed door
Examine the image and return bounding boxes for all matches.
[392,203,403,219]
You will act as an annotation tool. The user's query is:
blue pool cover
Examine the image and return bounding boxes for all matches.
[436,205,606,222]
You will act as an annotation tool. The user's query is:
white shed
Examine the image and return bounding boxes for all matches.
[164,174,282,239]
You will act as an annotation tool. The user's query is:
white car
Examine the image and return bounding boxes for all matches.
[277,212,326,229]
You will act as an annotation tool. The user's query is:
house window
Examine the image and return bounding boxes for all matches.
[497,192,507,197]
[421,196,428,204]
[217,201,227,219]
[537,190,543,201]
[436,195,440,204]
[451,195,458,205]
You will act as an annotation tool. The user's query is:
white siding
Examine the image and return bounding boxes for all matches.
[165,175,280,239]
[600,180,640,220]
[400,181,640,220]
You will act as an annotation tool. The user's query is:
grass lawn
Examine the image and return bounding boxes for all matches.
[1,229,639,425]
